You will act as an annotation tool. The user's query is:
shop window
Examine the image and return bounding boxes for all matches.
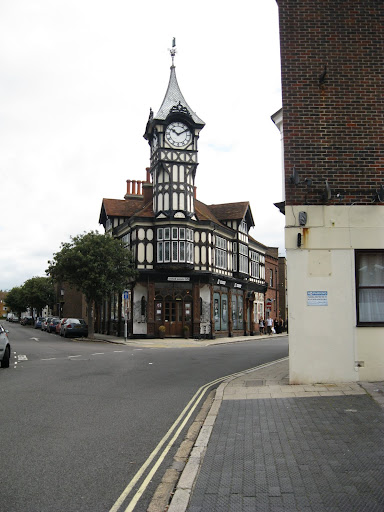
[214,293,221,331]
[355,250,384,325]
[221,294,228,330]
[232,296,237,329]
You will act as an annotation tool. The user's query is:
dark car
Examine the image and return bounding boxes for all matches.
[46,317,60,333]
[20,316,33,326]
[62,318,88,338]
[34,317,45,329]
[0,323,11,368]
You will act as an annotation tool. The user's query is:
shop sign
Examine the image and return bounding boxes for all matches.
[217,279,226,286]
[234,283,242,289]
[167,277,190,281]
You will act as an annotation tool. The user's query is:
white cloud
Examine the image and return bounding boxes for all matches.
[0,0,284,290]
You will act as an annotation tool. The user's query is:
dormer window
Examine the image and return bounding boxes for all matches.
[239,220,247,234]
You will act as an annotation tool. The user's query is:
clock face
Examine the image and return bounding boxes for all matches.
[165,122,192,148]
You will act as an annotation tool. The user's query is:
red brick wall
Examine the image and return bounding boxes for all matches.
[265,249,280,320]
[277,0,383,205]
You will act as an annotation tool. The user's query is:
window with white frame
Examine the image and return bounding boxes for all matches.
[239,243,248,274]
[157,227,193,264]
[355,250,384,325]
[233,242,237,272]
[239,220,247,234]
[121,233,130,249]
[250,251,260,278]
[215,236,227,270]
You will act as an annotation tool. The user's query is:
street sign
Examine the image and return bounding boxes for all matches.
[123,290,129,299]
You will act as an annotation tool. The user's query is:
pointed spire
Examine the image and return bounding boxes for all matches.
[153,40,205,126]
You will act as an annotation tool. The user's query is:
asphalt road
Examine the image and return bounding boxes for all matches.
[0,323,288,512]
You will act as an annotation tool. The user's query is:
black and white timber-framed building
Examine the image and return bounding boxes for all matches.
[98,48,268,338]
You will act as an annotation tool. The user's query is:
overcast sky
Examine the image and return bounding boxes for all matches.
[0,0,284,291]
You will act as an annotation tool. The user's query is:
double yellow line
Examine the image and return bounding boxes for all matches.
[109,357,288,512]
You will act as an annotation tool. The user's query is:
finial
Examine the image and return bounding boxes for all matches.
[169,37,177,66]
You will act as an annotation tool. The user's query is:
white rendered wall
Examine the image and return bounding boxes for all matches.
[286,205,384,383]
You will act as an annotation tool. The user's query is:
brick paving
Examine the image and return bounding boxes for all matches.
[169,359,384,512]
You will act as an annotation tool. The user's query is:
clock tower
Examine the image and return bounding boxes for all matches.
[144,41,205,219]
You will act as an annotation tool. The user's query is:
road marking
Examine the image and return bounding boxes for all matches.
[30,337,40,341]
[41,358,57,361]
[109,357,289,512]
[91,352,105,356]
[68,355,82,358]
[18,355,28,361]
[114,350,124,353]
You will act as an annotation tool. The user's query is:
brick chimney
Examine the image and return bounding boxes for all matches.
[142,167,153,204]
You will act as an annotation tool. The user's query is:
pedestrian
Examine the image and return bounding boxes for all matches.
[259,318,264,334]
[267,317,273,335]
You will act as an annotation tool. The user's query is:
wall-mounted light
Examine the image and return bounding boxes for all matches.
[299,211,307,226]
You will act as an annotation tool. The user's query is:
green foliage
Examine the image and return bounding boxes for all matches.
[23,277,54,315]
[5,277,54,317]
[5,286,25,316]
[46,231,137,304]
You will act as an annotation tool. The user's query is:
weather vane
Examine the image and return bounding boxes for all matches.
[169,37,177,66]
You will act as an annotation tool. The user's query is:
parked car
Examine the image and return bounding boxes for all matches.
[8,314,19,323]
[56,318,67,335]
[41,317,53,331]
[21,316,33,326]
[46,317,60,333]
[61,318,88,338]
[0,323,11,368]
[34,317,45,329]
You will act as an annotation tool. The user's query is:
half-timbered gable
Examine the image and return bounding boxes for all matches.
[97,43,269,339]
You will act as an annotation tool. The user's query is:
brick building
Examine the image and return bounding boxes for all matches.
[275,0,383,382]
[265,248,280,323]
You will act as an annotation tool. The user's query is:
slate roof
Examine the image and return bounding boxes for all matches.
[154,66,205,126]
[208,202,255,227]
[100,197,253,229]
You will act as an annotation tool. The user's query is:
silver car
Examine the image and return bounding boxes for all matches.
[0,324,11,368]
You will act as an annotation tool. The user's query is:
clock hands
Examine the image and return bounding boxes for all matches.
[171,127,190,136]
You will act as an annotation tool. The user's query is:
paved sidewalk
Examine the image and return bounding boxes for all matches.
[169,359,384,512]
[91,331,287,348]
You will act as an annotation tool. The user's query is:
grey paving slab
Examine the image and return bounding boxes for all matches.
[187,394,384,512]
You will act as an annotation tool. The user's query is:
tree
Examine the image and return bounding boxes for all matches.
[46,231,137,338]
[23,277,54,318]
[5,286,25,318]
